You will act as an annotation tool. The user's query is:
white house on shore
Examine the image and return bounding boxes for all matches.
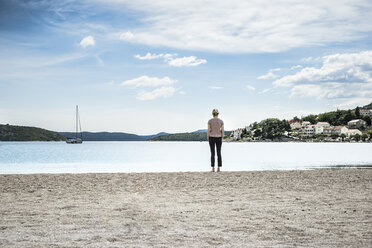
[315,125,324,134]
[348,119,366,128]
[316,122,331,128]
[232,128,243,140]
[360,109,372,118]
[290,122,302,130]
[346,129,362,137]
[302,121,311,128]
[304,125,314,135]
[304,125,324,135]
[323,126,348,135]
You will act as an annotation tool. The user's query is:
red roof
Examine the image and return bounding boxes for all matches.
[333,126,345,130]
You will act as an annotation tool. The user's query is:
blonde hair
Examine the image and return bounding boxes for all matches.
[212,109,219,117]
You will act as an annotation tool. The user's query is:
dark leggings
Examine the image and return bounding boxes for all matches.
[209,137,222,167]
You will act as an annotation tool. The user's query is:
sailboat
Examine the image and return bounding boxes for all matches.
[66,105,83,144]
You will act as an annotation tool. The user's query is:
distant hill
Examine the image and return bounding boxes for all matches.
[149,132,207,141]
[192,129,207,133]
[362,103,372,109]
[149,131,232,141]
[58,131,167,141]
[0,124,66,141]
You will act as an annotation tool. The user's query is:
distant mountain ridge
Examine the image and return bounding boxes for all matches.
[149,131,232,141]
[192,129,207,133]
[58,131,168,141]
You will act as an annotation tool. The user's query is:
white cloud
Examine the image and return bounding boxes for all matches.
[95,55,104,66]
[290,83,347,99]
[245,85,255,91]
[134,53,206,67]
[209,86,223,90]
[301,56,321,62]
[121,75,178,100]
[301,57,313,62]
[335,98,372,109]
[121,75,176,88]
[258,71,279,80]
[259,88,271,94]
[168,56,207,67]
[79,36,95,48]
[136,86,176,100]
[116,1,372,53]
[289,82,372,99]
[290,65,302,70]
[258,66,303,80]
[120,31,134,40]
[273,50,372,106]
[134,53,176,60]
[274,50,372,87]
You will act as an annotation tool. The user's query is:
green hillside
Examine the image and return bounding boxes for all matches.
[0,124,66,141]
[299,103,372,126]
[362,103,372,109]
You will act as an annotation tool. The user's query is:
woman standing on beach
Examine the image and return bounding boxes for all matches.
[207,109,224,172]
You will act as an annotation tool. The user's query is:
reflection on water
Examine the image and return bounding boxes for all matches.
[0,141,372,174]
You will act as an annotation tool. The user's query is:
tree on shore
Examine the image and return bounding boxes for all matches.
[362,115,371,126]
[293,116,300,122]
[343,110,355,124]
[367,131,372,140]
[258,118,290,141]
[253,128,262,138]
[331,134,339,140]
[355,107,360,118]
[302,114,317,124]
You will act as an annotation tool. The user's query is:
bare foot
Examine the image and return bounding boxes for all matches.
[217,167,221,172]
[211,167,215,172]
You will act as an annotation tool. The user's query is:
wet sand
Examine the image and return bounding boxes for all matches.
[0,169,371,247]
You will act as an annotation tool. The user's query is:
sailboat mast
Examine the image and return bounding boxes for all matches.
[76,105,78,139]
[78,108,82,139]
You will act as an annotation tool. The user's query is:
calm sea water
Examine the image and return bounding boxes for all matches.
[0,141,371,174]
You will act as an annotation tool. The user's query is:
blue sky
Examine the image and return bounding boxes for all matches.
[1,0,372,134]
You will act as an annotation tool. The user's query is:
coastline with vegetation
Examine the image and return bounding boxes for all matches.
[151,103,372,143]
[0,124,65,142]
[227,104,372,143]
[1,103,371,142]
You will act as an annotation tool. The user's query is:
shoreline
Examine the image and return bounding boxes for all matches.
[1,165,372,175]
[1,169,371,247]
[1,165,372,176]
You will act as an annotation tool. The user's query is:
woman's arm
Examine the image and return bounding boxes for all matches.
[221,124,224,138]
[207,123,211,140]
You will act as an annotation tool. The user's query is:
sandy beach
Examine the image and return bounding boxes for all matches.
[0,169,371,247]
